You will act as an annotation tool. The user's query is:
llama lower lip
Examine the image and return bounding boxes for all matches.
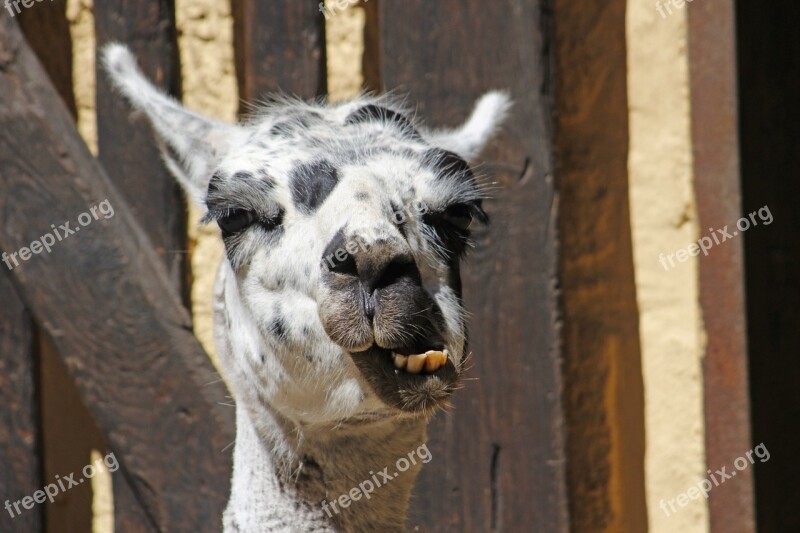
[347,345,460,413]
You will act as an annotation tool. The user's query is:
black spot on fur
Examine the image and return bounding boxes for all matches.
[345,105,421,139]
[290,160,339,213]
[422,148,473,183]
[269,310,288,340]
[355,191,370,201]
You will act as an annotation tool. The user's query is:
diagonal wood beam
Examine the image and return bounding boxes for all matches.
[0,271,41,531]
[0,16,233,532]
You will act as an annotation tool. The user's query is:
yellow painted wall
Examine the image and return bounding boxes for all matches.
[626,2,708,532]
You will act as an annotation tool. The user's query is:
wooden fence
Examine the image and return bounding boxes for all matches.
[0,0,765,531]
[0,1,568,530]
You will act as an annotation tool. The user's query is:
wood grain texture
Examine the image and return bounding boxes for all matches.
[39,338,107,533]
[736,1,800,531]
[374,1,569,530]
[688,2,756,532]
[16,0,77,118]
[0,17,233,532]
[0,272,41,533]
[232,0,327,109]
[552,0,648,531]
[94,0,188,298]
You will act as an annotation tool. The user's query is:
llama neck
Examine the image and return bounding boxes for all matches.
[223,403,428,532]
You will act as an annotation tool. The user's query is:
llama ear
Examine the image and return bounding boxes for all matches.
[428,91,512,161]
[102,43,245,206]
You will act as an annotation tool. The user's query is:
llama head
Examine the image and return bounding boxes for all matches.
[104,44,510,426]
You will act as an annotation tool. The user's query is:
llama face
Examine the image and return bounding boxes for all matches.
[103,45,510,424]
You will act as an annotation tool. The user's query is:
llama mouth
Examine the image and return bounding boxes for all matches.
[348,344,459,413]
[390,349,448,374]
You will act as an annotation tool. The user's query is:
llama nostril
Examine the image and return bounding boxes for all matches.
[326,249,357,275]
[321,228,359,276]
[363,258,420,293]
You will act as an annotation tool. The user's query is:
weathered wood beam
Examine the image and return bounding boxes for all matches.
[552,0,648,530]
[94,0,188,298]
[0,17,233,532]
[0,272,41,532]
[16,0,76,118]
[374,1,569,530]
[231,0,327,108]
[688,2,755,531]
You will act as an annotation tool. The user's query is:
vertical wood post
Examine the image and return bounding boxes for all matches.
[94,0,187,298]
[372,1,569,530]
[232,0,327,109]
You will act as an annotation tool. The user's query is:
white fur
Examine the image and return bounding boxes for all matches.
[103,44,508,532]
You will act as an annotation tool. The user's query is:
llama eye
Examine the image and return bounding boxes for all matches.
[217,209,258,235]
[441,204,474,231]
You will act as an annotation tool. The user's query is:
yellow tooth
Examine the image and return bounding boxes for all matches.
[439,351,448,366]
[406,353,426,374]
[393,354,408,369]
[424,352,441,372]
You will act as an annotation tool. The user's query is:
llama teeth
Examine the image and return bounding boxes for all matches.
[393,353,408,369]
[406,353,426,374]
[424,350,443,372]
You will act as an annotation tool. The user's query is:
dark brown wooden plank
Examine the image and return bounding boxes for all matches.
[374,2,569,530]
[735,1,800,531]
[94,0,188,298]
[687,2,756,532]
[0,17,233,532]
[16,0,77,118]
[0,271,41,532]
[361,0,381,93]
[231,0,327,107]
[552,0,648,530]
[39,338,106,533]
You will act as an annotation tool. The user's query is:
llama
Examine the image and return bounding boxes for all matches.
[103,44,509,532]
